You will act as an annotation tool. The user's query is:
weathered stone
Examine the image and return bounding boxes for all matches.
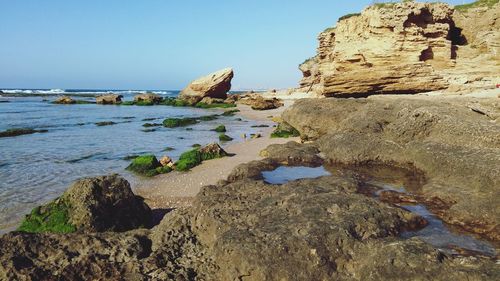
[178,68,234,105]
[54,96,75,104]
[96,94,123,104]
[159,156,174,168]
[134,93,163,104]
[299,2,458,96]
[238,94,284,110]
[283,96,500,241]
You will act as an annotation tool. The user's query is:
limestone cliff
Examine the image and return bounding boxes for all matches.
[299,1,500,96]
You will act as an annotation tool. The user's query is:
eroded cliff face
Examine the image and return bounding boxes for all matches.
[299,1,499,96]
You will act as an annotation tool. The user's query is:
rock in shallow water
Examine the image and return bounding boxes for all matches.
[178,68,234,105]
[18,174,153,233]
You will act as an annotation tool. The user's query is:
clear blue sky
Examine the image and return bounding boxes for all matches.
[0,0,470,90]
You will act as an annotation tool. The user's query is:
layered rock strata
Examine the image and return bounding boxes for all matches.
[299,1,500,96]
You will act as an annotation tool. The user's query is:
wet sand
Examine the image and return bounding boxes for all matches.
[135,102,298,209]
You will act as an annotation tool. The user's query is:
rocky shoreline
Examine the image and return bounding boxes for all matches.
[1,1,499,280]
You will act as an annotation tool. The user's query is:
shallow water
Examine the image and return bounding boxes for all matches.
[0,94,267,232]
[261,164,497,257]
[262,166,331,184]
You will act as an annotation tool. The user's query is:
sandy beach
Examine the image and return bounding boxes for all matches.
[134,102,298,209]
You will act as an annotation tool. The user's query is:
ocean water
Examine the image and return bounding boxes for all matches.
[0,89,266,232]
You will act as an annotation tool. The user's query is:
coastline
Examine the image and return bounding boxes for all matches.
[134,102,298,210]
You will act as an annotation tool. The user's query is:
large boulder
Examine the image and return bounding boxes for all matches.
[178,68,234,105]
[134,93,163,104]
[96,94,122,104]
[17,174,153,233]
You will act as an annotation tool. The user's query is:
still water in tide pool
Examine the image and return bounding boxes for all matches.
[0,93,267,232]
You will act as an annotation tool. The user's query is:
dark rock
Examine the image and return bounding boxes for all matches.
[0,128,48,138]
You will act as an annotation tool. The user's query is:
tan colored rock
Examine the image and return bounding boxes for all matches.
[178,68,234,105]
[238,94,284,110]
[96,94,122,104]
[159,156,174,168]
[134,93,163,104]
[54,96,76,104]
[299,2,460,96]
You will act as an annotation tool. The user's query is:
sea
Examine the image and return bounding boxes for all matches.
[0,88,265,233]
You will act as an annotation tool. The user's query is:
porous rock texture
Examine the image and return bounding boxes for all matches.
[61,174,153,232]
[96,94,123,104]
[283,96,500,241]
[179,68,234,105]
[299,1,500,96]
[1,153,499,280]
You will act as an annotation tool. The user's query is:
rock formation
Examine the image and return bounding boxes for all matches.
[96,94,123,104]
[238,94,284,110]
[18,174,153,233]
[178,68,234,105]
[298,1,500,96]
[54,95,76,104]
[134,93,163,104]
[282,96,500,241]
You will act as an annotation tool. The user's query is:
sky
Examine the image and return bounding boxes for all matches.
[0,0,471,90]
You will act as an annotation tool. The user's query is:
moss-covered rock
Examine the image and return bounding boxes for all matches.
[222,109,240,116]
[95,121,116,126]
[0,128,48,138]
[195,102,236,109]
[163,117,198,128]
[213,125,226,132]
[270,123,300,138]
[219,133,233,142]
[175,143,228,171]
[17,200,76,234]
[126,155,160,175]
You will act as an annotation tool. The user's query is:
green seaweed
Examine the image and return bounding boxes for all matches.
[213,125,227,133]
[221,109,240,116]
[270,123,300,138]
[175,146,227,171]
[195,102,236,109]
[163,117,199,128]
[126,155,160,176]
[175,149,203,171]
[219,133,233,142]
[18,200,76,234]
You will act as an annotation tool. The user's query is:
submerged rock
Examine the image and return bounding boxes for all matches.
[17,174,152,233]
[96,94,123,104]
[0,128,48,138]
[178,68,234,105]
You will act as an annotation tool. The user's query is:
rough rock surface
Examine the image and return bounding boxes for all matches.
[238,94,284,110]
[283,96,500,241]
[96,94,123,104]
[54,96,76,104]
[134,93,163,104]
[178,68,234,105]
[299,2,500,96]
[1,158,499,280]
[61,175,152,232]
